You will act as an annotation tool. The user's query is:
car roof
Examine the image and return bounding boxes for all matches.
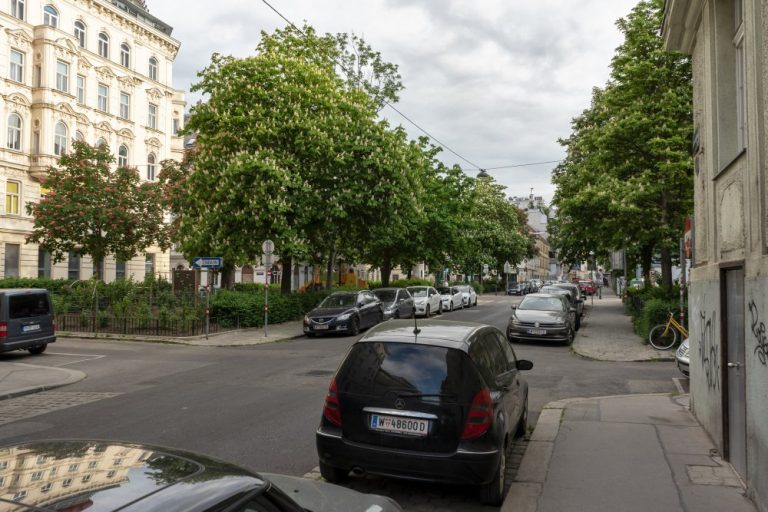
[540,286,570,294]
[0,288,50,295]
[357,319,492,352]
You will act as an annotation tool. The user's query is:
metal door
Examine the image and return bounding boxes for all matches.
[724,268,747,479]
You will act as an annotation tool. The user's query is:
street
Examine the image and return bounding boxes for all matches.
[0,295,680,510]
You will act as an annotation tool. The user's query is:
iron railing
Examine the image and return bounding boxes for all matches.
[55,314,240,337]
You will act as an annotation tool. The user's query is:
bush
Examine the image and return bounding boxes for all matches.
[210,288,331,328]
[624,285,681,318]
[634,298,686,341]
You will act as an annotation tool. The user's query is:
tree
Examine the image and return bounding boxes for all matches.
[551,0,692,289]
[26,142,168,281]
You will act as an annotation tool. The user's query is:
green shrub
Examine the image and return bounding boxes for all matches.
[210,289,331,328]
[635,298,686,341]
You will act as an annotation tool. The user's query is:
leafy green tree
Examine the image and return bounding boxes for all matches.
[551,0,692,288]
[26,142,168,281]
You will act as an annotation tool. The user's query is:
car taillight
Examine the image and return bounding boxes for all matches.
[462,387,493,440]
[0,321,6,338]
[323,377,342,427]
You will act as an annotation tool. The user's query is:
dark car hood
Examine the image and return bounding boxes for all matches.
[514,310,567,323]
[263,473,402,512]
[308,307,356,318]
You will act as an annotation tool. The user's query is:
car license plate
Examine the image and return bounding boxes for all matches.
[370,414,429,436]
[313,324,329,330]
[23,324,41,332]
[527,329,547,335]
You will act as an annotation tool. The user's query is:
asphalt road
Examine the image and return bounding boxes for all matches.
[0,294,681,510]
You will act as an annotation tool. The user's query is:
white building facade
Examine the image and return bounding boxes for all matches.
[0,0,184,282]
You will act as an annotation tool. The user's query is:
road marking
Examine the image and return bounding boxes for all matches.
[47,352,106,367]
[303,466,323,480]
[672,377,686,394]
[0,391,119,426]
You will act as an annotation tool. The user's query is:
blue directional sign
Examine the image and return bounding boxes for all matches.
[192,257,223,269]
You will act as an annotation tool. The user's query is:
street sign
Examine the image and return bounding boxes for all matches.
[192,257,223,269]
[262,239,274,255]
[504,261,511,273]
[483,264,489,275]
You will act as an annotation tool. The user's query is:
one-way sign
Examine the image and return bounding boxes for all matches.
[192,257,223,269]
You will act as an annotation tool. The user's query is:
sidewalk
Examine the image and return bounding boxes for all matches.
[0,362,85,400]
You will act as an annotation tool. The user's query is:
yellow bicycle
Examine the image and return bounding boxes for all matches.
[649,311,689,350]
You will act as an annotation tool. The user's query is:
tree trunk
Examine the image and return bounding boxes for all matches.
[381,256,392,287]
[280,255,292,295]
[660,246,673,291]
[93,255,104,282]
[325,245,336,290]
[640,245,653,287]
[221,264,235,290]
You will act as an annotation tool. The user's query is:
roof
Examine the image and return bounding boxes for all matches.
[0,288,50,295]
[358,319,490,352]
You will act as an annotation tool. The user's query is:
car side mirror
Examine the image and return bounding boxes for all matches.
[517,360,534,371]
[511,305,517,310]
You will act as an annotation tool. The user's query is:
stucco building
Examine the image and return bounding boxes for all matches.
[0,0,185,282]
[664,1,768,510]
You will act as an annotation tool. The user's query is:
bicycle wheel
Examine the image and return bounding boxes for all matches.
[649,324,677,350]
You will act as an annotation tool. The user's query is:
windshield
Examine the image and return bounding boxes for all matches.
[319,294,357,308]
[408,287,429,298]
[540,287,568,297]
[519,296,564,312]
[373,290,397,302]
[437,287,452,295]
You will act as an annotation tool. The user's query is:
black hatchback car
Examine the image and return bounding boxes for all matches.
[316,320,533,505]
[304,291,383,337]
[0,288,56,355]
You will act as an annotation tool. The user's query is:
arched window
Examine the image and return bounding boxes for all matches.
[95,137,106,149]
[74,20,86,48]
[43,5,58,27]
[118,144,128,167]
[7,114,22,151]
[120,43,130,68]
[74,130,84,142]
[148,57,158,81]
[98,32,109,59]
[147,153,156,180]
[54,122,68,156]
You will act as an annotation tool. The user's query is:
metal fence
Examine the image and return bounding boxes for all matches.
[55,314,239,337]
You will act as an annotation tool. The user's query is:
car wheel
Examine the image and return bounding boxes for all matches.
[377,311,383,324]
[567,328,575,346]
[437,302,443,315]
[28,345,47,355]
[516,396,528,438]
[349,317,360,336]
[319,461,348,483]
[479,441,506,505]
[425,305,430,317]
[449,301,453,312]
[394,309,400,319]
[575,317,581,331]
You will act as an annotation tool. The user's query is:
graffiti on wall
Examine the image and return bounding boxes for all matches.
[748,300,768,366]
[699,311,719,390]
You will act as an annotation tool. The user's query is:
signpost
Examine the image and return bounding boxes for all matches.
[504,261,511,295]
[262,240,274,338]
[192,257,223,339]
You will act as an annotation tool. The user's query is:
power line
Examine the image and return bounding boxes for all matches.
[259,0,484,170]
[463,159,563,172]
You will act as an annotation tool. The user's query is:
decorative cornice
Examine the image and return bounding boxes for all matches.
[96,121,115,133]
[117,75,142,90]
[5,28,33,50]
[5,93,31,107]
[118,128,135,139]
[145,136,161,148]
[95,66,117,82]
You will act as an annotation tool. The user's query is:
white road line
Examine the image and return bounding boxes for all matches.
[48,352,106,367]
[672,377,685,394]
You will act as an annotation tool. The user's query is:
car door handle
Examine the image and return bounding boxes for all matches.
[727,362,742,368]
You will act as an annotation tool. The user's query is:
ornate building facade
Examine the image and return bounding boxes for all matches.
[0,0,184,281]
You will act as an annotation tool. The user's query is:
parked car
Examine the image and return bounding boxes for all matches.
[507,283,524,296]
[316,320,533,505]
[456,284,478,307]
[304,291,383,337]
[373,288,415,320]
[406,286,442,317]
[507,293,576,345]
[438,286,464,311]
[579,280,596,296]
[676,338,690,376]
[0,288,56,355]
[0,439,402,512]
[539,286,581,330]
[551,282,585,319]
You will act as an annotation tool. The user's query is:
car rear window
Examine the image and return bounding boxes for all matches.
[337,342,481,399]
[9,294,50,319]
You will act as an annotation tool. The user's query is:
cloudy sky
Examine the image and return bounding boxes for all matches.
[149,0,640,203]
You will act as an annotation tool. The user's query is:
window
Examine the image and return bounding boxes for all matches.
[4,244,20,278]
[49,467,57,476]
[7,113,22,151]
[113,458,123,466]
[96,137,106,148]
[115,260,126,279]
[81,474,91,483]
[10,49,24,82]
[54,122,67,155]
[88,461,98,469]
[107,470,116,478]
[76,75,85,104]
[30,471,43,482]
[118,144,128,167]
[148,57,158,81]
[145,254,155,276]
[74,131,84,142]
[68,252,80,281]
[56,60,69,93]
[62,478,72,487]
[98,32,109,58]
[119,92,130,119]
[43,5,58,27]
[41,483,52,493]
[74,20,86,48]
[5,181,20,214]
[12,491,26,502]
[147,153,156,180]
[147,103,157,129]
[172,117,180,135]
[97,83,108,112]
[36,456,46,464]
[120,43,130,67]
[11,0,25,20]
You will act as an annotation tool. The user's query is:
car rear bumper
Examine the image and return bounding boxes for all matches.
[0,335,56,353]
[507,326,569,343]
[316,427,500,485]
[303,322,351,335]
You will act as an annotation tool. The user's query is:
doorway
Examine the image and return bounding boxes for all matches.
[722,267,746,480]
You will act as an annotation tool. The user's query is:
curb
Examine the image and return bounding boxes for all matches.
[0,363,87,401]
[56,331,306,347]
[500,393,676,512]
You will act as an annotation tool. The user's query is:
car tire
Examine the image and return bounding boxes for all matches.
[319,461,348,483]
[575,317,581,331]
[567,328,575,346]
[425,305,430,317]
[474,297,478,307]
[516,396,528,438]
[449,301,453,312]
[394,309,400,319]
[437,302,443,315]
[377,311,383,324]
[28,345,47,355]
[479,441,506,506]
[349,317,360,336]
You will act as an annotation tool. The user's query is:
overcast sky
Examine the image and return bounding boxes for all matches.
[149,0,640,203]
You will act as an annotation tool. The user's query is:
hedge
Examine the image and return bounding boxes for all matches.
[210,288,333,328]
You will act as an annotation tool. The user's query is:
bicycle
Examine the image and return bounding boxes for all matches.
[648,311,688,350]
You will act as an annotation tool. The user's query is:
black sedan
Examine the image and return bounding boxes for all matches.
[507,293,576,345]
[0,440,402,511]
[304,291,383,336]
[507,283,524,295]
[372,287,415,320]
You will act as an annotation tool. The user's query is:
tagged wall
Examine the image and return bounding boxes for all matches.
[688,279,722,449]
[745,277,768,509]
